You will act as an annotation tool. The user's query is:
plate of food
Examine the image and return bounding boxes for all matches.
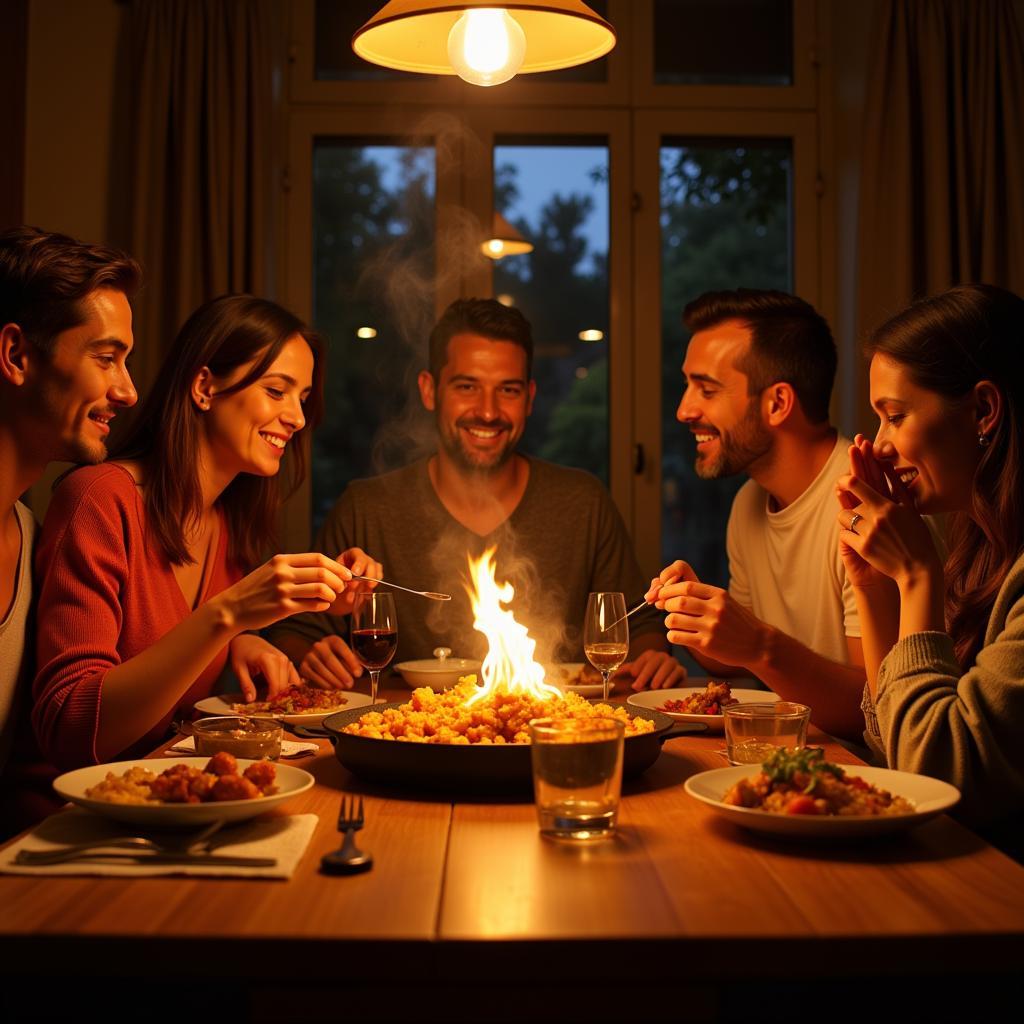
[53,755,315,827]
[684,747,960,838]
[194,684,372,725]
[543,662,606,697]
[628,681,778,731]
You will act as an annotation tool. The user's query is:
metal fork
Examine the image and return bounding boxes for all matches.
[14,819,226,866]
[319,796,373,875]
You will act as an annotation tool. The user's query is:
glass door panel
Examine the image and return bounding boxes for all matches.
[492,140,611,483]
[659,138,793,584]
[311,141,436,530]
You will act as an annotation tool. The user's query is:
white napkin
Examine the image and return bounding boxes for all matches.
[169,734,318,758]
[0,808,318,879]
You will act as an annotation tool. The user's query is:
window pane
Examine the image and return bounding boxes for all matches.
[316,0,442,82]
[492,140,610,483]
[312,141,436,530]
[653,0,793,86]
[660,139,793,584]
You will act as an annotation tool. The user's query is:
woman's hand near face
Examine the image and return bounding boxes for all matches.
[326,547,384,616]
[213,552,351,632]
[835,464,942,588]
[836,440,894,590]
[230,633,301,702]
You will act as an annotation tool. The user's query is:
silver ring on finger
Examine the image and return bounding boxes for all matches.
[848,512,864,535]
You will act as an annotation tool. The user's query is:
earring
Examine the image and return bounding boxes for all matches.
[198,399,209,410]
[978,432,990,448]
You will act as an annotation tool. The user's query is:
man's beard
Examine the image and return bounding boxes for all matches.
[66,436,109,465]
[438,415,516,475]
[693,400,772,480]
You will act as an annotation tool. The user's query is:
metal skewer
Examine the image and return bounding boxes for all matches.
[349,574,451,601]
[601,598,649,633]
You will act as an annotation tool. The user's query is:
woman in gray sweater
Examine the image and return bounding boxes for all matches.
[835,284,1024,853]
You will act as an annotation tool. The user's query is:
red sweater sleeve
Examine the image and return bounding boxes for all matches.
[32,469,136,769]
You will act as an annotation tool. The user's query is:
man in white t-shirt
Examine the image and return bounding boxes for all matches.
[647,289,866,740]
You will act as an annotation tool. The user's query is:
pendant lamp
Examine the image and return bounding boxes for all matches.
[352,2,616,87]
[481,212,534,259]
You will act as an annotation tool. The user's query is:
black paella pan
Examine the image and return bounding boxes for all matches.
[319,702,706,795]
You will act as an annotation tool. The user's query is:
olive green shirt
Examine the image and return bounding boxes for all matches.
[269,457,658,666]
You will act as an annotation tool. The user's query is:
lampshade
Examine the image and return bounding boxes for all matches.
[352,1,616,81]
[481,211,534,260]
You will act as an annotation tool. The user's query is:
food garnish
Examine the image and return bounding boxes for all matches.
[760,746,845,794]
[722,746,915,817]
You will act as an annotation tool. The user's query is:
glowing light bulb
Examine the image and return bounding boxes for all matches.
[447,8,526,87]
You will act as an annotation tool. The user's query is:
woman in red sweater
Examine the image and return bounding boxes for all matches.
[32,294,379,768]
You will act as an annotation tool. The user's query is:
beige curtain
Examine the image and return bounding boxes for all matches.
[128,0,275,394]
[858,0,1024,344]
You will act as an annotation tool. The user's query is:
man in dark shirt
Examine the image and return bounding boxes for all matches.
[270,298,684,689]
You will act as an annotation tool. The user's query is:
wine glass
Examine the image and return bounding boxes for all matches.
[350,592,398,704]
[583,592,629,702]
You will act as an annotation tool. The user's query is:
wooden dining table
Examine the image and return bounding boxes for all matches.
[2,683,1023,1021]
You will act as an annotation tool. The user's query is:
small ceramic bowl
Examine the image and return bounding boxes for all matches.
[393,657,482,690]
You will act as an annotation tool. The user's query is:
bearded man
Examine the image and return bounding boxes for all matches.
[648,289,868,740]
[270,298,683,688]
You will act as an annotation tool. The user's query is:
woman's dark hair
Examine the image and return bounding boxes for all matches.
[867,284,1024,667]
[683,288,836,424]
[113,294,324,569]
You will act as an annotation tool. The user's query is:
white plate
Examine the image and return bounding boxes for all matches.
[627,687,779,731]
[394,658,482,690]
[194,690,372,725]
[685,764,960,839]
[53,757,315,828]
[544,663,607,697]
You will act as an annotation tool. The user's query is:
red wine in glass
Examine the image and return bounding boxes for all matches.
[351,628,398,669]
[351,592,397,703]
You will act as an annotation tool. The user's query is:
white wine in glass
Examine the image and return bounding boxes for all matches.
[583,592,628,701]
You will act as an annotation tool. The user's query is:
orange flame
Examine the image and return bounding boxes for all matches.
[463,547,562,706]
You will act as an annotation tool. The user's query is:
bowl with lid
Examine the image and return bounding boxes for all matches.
[394,647,482,689]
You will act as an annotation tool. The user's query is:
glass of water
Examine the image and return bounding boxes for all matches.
[723,702,810,765]
[529,717,625,841]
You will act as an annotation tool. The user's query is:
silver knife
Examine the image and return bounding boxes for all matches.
[14,849,277,868]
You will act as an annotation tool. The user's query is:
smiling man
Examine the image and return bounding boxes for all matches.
[270,298,681,687]
[648,289,868,740]
[0,226,140,772]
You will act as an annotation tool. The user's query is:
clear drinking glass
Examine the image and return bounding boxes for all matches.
[583,592,628,701]
[723,701,810,765]
[350,592,398,704]
[529,717,625,841]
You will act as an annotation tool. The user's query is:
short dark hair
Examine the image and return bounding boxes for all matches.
[683,288,836,423]
[428,298,533,381]
[0,225,141,356]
